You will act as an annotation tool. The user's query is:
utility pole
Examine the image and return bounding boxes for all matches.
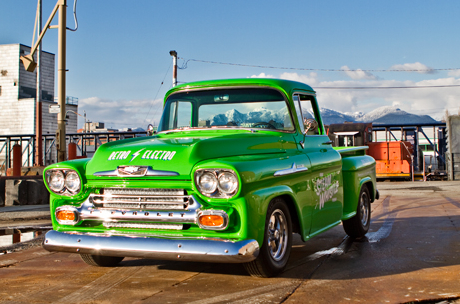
[56,0,67,162]
[20,0,68,163]
[35,0,43,166]
[170,50,177,87]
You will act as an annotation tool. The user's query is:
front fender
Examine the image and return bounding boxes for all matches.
[245,185,301,246]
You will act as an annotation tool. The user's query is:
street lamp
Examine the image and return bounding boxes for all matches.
[20,0,68,162]
[170,50,177,87]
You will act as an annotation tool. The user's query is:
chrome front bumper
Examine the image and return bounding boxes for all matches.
[43,230,259,263]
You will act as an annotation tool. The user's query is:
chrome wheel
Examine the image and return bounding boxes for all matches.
[267,209,288,261]
[244,198,292,278]
[359,191,370,227]
[343,185,371,238]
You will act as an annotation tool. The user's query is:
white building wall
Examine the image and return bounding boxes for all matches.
[0,44,20,104]
[0,44,76,136]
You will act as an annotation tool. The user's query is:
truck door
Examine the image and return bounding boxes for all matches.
[293,94,344,237]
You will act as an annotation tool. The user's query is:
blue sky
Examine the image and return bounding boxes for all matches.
[2,0,460,129]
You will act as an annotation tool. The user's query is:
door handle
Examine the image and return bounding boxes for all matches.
[322,141,333,145]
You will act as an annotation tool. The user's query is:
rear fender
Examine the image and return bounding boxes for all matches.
[341,155,376,220]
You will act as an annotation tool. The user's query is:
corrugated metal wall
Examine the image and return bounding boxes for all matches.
[447,115,460,180]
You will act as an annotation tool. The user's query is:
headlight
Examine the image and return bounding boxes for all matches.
[47,170,65,193]
[65,171,81,193]
[195,169,239,198]
[46,169,81,196]
[217,172,238,194]
[198,172,218,194]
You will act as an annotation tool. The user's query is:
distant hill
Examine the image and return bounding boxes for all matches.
[321,106,439,125]
[130,106,439,130]
[320,107,358,125]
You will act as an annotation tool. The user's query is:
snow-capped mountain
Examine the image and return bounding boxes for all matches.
[360,107,438,125]
[207,107,289,126]
[322,106,438,125]
[320,107,356,125]
[204,105,439,127]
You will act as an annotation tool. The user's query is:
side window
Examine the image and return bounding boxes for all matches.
[168,101,192,129]
[293,95,304,134]
[176,101,192,128]
[298,94,321,135]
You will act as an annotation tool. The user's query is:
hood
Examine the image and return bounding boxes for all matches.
[85,130,289,179]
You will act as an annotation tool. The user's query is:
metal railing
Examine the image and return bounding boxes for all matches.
[0,131,146,176]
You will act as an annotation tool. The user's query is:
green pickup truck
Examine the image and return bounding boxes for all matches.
[43,78,378,277]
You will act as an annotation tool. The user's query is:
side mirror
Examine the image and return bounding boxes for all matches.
[147,124,156,136]
[303,118,318,135]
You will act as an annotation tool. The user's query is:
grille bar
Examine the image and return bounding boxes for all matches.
[91,188,189,211]
[79,197,200,224]
[101,203,186,210]
[102,188,185,196]
[103,222,183,230]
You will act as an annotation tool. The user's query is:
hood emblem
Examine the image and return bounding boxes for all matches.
[117,166,148,177]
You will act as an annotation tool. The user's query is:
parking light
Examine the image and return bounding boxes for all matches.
[199,215,224,227]
[55,207,79,225]
[197,210,228,230]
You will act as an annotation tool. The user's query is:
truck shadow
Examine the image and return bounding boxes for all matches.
[118,213,460,281]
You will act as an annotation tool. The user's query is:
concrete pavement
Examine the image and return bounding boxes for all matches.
[0,181,459,303]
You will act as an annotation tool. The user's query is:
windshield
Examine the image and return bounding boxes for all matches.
[158,88,294,132]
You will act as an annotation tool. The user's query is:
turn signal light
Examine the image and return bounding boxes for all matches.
[199,215,224,227]
[56,209,77,223]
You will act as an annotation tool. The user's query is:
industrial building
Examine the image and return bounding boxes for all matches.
[0,44,77,135]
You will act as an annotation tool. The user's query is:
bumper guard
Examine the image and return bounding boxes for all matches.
[43,230,259,263]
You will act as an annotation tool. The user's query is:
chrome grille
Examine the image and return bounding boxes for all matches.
[103,222,183,230]
[91,188,189,210]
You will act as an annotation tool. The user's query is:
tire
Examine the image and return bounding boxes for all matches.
[244,198,292,278]
[343,185,371,238]
[80,254,124,267]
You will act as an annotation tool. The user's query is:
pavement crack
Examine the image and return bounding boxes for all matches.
[443,196,460,209]
[53,266,144,304]
[281,236,353,303]
[442,197,460,232]
[0,251,56,268]
[140,268,208,301]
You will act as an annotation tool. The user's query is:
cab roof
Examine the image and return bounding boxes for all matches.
[165,78,315,99]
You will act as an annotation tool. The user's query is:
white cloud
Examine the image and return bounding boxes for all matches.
[250,73,275,78]
[448,69,460,77]
[392,101,401,108]
[341,66,377,80]
[80,71,460,129]
[318,77,460,121]
[247,71,460,121]
[390,62,435,74]
[279,72,319,85]
[78,97,163,130]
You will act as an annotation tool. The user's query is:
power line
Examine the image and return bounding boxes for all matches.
[144,62,172,124]
[178,58,460,73]
[315,84,460,89]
